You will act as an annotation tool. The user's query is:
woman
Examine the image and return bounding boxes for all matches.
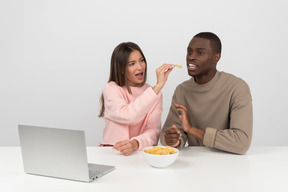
[99,42,175,155]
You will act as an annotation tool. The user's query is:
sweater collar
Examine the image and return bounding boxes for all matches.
[190,70,220,89]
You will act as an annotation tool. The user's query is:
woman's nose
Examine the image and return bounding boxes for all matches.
[136,62,144,70]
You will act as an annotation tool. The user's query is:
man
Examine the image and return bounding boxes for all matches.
[160,32,253,154]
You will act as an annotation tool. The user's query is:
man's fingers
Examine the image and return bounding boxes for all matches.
[175,103,188,112]
[166,137,180,146]
[171,125,181,133]
[165,125,182,146]
[166,128,179,134]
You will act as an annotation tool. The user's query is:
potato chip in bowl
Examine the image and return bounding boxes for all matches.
[143,146,179,168]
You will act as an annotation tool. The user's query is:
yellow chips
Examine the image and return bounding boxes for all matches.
[144,146,175,155]
[174,64,182,69]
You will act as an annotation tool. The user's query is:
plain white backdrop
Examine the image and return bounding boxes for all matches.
[1,0,287,146]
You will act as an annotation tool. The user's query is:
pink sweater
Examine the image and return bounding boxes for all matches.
[101,81,162,150]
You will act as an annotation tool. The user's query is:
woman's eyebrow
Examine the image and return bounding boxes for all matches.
[128,60,136,63]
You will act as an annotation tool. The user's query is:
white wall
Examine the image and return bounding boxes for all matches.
[1,0,287,146]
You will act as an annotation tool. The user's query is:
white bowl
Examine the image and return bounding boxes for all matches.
[142,146,179,168]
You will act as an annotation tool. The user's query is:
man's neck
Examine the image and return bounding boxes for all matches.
[194,70,217,85]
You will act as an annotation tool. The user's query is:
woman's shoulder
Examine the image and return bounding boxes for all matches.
[103,81,126,95]
[105,81,122,89]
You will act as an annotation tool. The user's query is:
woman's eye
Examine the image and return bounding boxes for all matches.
[128,63,135,66]
[140,59,145,63]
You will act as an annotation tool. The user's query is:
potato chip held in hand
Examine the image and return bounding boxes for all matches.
[174,64,182,69]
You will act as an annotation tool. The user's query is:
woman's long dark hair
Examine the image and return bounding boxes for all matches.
[98,42,147,117]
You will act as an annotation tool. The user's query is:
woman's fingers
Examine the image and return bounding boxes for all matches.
[114,140,128,150]
[114,140,133,156]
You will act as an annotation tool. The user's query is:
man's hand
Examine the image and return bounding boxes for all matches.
[113,140,139,156]
[175,103,192,132]
[175,103,205,140]
[164,125,182,147]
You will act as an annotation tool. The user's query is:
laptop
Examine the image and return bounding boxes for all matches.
[18,125,115,182]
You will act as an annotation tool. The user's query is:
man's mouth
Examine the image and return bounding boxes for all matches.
[188,64,197,70]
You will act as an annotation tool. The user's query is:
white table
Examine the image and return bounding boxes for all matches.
[1,146,287,192]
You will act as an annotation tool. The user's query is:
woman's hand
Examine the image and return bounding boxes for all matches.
[153,64,175,94]
[113,140,139,156]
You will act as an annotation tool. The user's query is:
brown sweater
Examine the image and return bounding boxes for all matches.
[160,71,253,154]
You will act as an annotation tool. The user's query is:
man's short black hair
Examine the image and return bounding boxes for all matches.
[194,32,222,54]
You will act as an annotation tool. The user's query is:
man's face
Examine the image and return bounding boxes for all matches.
[186,37,218,80]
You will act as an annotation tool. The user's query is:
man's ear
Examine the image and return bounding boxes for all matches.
[213,53,221,66]
[215,53,221,62]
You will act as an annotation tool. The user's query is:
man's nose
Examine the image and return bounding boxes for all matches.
[187,53,196,60]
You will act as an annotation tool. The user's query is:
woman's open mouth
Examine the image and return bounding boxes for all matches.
[136,72,144,80]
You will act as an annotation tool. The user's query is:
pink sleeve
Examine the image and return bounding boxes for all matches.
[103,83,161,125]
[130,93,163,150]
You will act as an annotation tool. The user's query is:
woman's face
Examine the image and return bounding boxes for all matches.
[126,50,146,87]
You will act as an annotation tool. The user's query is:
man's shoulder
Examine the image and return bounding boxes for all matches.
[219,71,238,80]
[219,71,251,93]
[219,71,249,85]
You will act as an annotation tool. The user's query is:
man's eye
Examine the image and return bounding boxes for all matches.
[187,51,192,54]
[198,51,203,55]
